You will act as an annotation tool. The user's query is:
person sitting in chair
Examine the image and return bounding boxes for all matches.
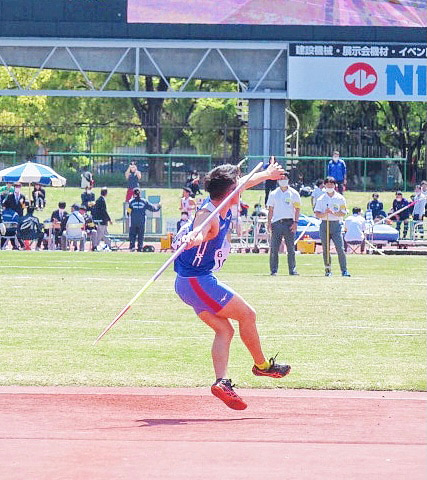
[62,203,86,251]
[51,202,68,249]
[344,207,366,254]
[18,206,44,250]
[32,183,46,210]
[0,208,20,250]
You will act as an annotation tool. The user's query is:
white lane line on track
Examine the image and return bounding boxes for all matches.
[339,325,426,331]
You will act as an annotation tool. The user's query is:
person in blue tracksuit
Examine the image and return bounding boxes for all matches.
[327,151,347,194]
[127,188,161,252]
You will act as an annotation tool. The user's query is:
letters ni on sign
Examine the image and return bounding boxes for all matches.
[288,43,427,102]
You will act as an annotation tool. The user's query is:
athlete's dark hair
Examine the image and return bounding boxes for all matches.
[204,164,239,201]
[324,176,336,184]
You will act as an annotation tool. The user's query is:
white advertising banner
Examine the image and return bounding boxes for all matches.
[288,43,427,102]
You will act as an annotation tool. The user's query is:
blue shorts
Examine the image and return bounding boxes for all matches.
[175,274,235,315]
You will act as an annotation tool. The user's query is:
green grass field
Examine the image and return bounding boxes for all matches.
[31,186,410,234]
[1,251,425,391]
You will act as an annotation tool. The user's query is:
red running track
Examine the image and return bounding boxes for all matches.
[0,387,425,480]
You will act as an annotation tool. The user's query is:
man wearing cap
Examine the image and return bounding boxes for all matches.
[266,171,301,276]
[391,191,410,239]
[127,187,161,252]
[2,182,26,216]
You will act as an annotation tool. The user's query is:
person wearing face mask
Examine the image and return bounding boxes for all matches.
[266,171,301,276]
[2,182,26,217]
[314,176,350,277]
[127,187,161,252]
[327,151,347,194]
[51,201,69,249]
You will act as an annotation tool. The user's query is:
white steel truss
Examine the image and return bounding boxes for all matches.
[0,38,288,98]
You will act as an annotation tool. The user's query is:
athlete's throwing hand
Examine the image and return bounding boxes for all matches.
[266,160,285,180]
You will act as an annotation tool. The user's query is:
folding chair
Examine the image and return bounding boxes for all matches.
[1,221,19,250]
[62,223,86,251]
[345,240,365,254]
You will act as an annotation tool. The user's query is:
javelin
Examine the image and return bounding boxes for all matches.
[93,161,265,345]
[376,199,418,225]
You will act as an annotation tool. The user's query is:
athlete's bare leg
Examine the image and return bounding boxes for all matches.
[217,293,266,365]
[198,311,234,379]
[198,292,266,377]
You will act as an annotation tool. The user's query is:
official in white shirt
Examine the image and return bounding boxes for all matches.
[314,176,351,277]
[344,207,366,253]
[267,171,301,276]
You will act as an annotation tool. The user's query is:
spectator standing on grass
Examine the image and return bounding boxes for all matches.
[344,207,366,253]
[186,170,202,198]
[92,187,112,251]
[179,187,196,217]
[264,156,278,206]
[127,187,161,252]
[81,169,94,189]
[125,162,142,202]
[314,176,350,277]
[267,170,300,276]
[391,191,410,239]
[327,151,347,194]
[311,178,325,211]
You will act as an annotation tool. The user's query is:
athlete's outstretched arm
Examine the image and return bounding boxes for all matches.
[239,161,284,191]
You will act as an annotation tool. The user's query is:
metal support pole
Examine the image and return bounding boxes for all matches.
[263,91,271,158]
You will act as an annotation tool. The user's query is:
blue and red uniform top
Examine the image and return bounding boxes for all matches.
[174,198,232,277]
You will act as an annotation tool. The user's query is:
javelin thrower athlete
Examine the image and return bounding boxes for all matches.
[173,162,291,410]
